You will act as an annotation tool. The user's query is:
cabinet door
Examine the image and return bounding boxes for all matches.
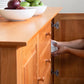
[53,14,84,84]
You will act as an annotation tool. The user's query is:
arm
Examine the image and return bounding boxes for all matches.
[66,47,84,58]
[51,42,84,58]
[58,39,84,49]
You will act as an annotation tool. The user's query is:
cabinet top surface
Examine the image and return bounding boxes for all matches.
[0,7,62,46]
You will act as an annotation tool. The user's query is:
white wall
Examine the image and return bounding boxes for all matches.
[0,0,9,8]
[0,0,84,13]
[42,0,84,13]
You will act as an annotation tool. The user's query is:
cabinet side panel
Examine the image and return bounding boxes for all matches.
[0,47,17,84]
[0,48,1,84]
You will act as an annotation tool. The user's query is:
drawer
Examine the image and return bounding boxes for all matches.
[24,50,37,84]
[39,22,51,55]
[39,41,51,77]
[23,36,37,65]
[38,65,52,84]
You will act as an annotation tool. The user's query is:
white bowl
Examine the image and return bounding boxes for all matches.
[25,5,47,15]
[0,8,36,21]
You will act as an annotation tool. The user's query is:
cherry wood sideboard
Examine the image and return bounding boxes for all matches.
[0,7,62,84]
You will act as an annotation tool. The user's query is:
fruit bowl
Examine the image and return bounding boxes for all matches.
[0,8,36,21]
[25,5,47,15]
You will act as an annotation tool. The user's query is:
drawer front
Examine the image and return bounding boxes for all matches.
[39,41,51,77]
[23,36,37,84]
[43,67,52,84]
[39,22,51,55]
[23,36,37,65]
[24,50,37,84]
[38,66,52,84]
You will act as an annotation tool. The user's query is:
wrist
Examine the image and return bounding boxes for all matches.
[64,46,71,53]
[57,42,68,46]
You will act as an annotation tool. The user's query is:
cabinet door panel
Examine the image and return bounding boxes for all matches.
[39,42,51,77]
[53,14,84,84]
[23,36,37,65]
[44,67,52,84]
[57,20,84,77]
[38,21,52,84]
[39,67,52,84]
[24,50,37,84]
[54,78,84,84]
[39,22,51,54]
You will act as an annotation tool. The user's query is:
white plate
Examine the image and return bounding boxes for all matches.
[0,8,36,21]
[25,5,47,15]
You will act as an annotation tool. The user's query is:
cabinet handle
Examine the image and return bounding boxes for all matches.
[45,32,51,36]
[45,59,51,63]
[37,77,45,81]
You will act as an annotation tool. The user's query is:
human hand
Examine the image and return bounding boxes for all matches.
[51,40,68,56]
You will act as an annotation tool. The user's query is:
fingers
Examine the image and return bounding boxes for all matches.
[51,51,60,56]
[51,40,57,47]
[51,39,58,43]
[51,40,62,56]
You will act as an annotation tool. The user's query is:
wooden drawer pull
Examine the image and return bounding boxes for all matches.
[45,32,51,36]
[45,59,51,63]
[37,77,45,81]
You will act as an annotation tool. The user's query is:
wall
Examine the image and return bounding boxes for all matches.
[0,0,84,13]
[0,0,9,8]
[42,0,84,13]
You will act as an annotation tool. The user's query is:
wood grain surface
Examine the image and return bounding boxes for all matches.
[53,14,84,84]
[0,7,62,84]
[0,47,17,84]
[0,7,62,46]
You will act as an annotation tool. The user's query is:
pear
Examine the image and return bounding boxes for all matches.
[26,0,34,3]
[39,1,44,6]
[34,0,40,3]
[20,1,30,7]
[31,0,40,6]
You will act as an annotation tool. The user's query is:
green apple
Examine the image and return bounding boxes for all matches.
[34,0,40,3]
[31,2,39,6]
[26,0,34,3]
[39,1,44,6]
[31,0,40,6]
[20,2,30,7]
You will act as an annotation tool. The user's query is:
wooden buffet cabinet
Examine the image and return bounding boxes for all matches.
[0,7,62,84]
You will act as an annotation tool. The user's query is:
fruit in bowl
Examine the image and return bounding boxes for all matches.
[20,0,47,15]
[20,1,30,7]
[39,1,44,6]
[0,0,36,21]
[7,0,20,9]
[4,0,20,9]
[16,6,25,9]
[4,0,27,9]
[31,0,41,6]
[24,0,44,6]
[26,0,34,3]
